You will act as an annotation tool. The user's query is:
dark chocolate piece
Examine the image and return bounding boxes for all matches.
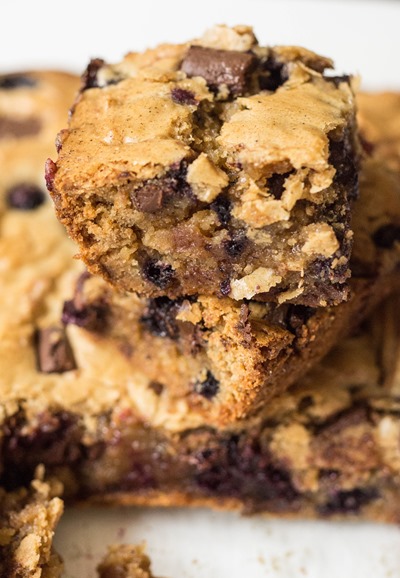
[62,298,107,332]
[373,224,400,249]
[81,58,106,91]
[6,183,46,210]
[171,87,197,105]
[211,194,231,225]
[0,116,41,139]
[259,57,288,91]
[140,297,179,339]
[181,46,257,95]
[224,234,247,258]
[0,74,37,90]
[267,171,292,200]
[194,370,220,399]
[36,327,76,374]
[142,260,175,289]
[130,163,192,213]
[319,487,378,515]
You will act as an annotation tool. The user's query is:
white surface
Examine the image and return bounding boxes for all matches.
[1,0,400,89]
[55,507,400,578]
[4,1,400,576]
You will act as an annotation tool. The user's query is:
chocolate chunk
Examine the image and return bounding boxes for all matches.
[171,87,197,105]
[329,129,358,200]
[267,171,292,200]
[0,116,42,138]
[211,194,231,226]
[81,58,106,90]
[286,305,316,334]
[319,487,378,515]
[98,566,125,578]
[36,327,76,374]
[130,163,192,213]
[259,57,288,91]
[372,224,400,249]
[220,278,231,296]
[2,411,84,488]
[62,298,108,332]
[0,74,37,90]
[194,370,220,399]
[181,46,257,96]
[45,158,57,193]
[6,183,45,210]
[142,259,175,289]
[148,381,164,396]
[140,297,179,339]
[224,233,247,258]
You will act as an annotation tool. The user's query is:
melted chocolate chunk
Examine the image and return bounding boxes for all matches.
[372,224,400,249]
[98,565,125,578]
[224,233,247,258]
[194,370,220,399]
[148,381,164,396]
[130,163,192,213]
[329,129,358,200]
[35,327,76,374]
[171,87,197,105]
[286,305,316,334]
[62,298,108,332]
[142,260,175,289]
[81,58,106,90]
[211,194,231,226]
[140,297,179,339]
[220,278,231,296]
[6,183,45,210]
[1,411,84,488]
[181,45,257,96]
[192,432,299,505]
[0,116,42,138]
[0,74,37,89]
[319,487,378,515]
[267,171,292,200]
[259,57,288,91]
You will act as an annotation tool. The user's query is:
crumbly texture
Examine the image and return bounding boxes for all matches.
[4,298,400,525]
[0,478,64,578]
[48,25,359,305]
[0,69,399,428]
[97,545,157,578]
[358,92,400,172]
[2,76,400,520]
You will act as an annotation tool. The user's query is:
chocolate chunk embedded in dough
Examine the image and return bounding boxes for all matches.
[36,327,76,373]
[6,183,45,210]
[181,46,257,95]
[0,74,37,89]
[0,116,42,138]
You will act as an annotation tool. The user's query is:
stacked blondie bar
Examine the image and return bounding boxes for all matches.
[2,23,400,575]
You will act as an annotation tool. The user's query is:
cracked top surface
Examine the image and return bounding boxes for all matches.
[49,25,358,305]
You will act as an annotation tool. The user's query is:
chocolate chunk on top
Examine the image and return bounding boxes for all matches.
[6,183,46,210]
[181,45,257,95]
[36,327,76,374]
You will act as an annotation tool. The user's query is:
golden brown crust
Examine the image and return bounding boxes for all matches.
[49,25,358,306]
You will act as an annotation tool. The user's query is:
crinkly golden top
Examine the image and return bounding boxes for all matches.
[53,25,354,207]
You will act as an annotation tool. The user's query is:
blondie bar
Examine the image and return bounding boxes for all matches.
[48,25,359,305]
[0,68,399,427]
